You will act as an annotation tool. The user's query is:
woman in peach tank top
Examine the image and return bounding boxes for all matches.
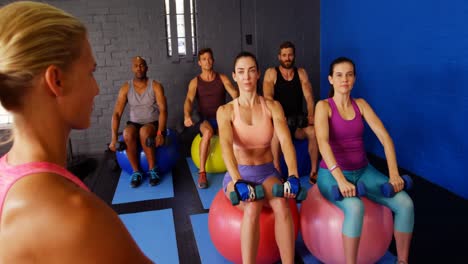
[0,2,151,263]
[217,51,300,264]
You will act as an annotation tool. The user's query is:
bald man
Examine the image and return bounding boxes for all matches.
[109,56,168,188]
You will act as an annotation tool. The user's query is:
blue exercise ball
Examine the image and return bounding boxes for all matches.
[116,128,179,175]
[279,138,311,177]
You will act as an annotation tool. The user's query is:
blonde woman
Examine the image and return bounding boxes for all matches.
[0,2,151,263]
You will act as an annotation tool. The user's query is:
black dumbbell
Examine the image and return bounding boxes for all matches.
[381,175,413,197]
[145,137,155,147]
[332,181,367,201]
[116,141,126,151]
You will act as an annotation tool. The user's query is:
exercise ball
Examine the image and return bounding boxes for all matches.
[208,190,300,264]
[280,138,311,177]
[300,185,393,264]
[190,134,226,173]
[116,128,179,175]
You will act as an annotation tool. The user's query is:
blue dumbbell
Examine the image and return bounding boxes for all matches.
[332,181,367,201]
[381,175,413,197]
[230,184,265,206]
[272,176,307,202]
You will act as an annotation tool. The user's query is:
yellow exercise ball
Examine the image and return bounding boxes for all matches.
[191,134,227,173]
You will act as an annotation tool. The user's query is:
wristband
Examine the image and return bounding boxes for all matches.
[157,130,163,136]
[329,164,339,172]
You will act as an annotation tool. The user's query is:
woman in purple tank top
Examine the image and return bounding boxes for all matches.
[315,57,414,264]
[0,2,151,263]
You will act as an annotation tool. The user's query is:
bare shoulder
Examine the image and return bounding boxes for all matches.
[297,67,310,79]
[264,67,277,78]
[316,99,330,111]
[219,73,229,81]
[264,97,283,114]
[119,81,130,93]
[218,101,234,114]
[1,173,147,263]
[354,98,369,113]
[152,79,163,89]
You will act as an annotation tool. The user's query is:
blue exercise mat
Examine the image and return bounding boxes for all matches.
[190,213,231,264]
[119,209,179,264]
[112,169,174,204]
[186,158,225,209]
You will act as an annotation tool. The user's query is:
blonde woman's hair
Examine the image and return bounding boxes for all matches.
[0,1,87,110]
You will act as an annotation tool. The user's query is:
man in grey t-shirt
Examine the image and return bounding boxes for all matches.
[109,56,167,188]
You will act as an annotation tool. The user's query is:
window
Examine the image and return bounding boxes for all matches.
[0,104,12,128]
[165,0,197,57]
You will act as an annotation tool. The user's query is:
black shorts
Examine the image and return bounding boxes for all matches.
[286,114,308,136]
[126,120,159,132]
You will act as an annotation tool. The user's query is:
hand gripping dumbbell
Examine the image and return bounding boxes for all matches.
[230,180,265,206]
[272,176,307,202]
[332,181,367,201]
[381,175,413,198]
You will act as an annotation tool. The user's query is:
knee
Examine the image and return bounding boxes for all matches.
[395,193,414,215]
[201,128,214,139]
[305,126,316,138]
[123,128,137,143]
[342,199,365,220]
[139,126,153,140]
[270,199,290,219]
[243,204,262,224]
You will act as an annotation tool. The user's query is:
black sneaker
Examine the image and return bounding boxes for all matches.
[148,168,161,186]
[130,171,143,188]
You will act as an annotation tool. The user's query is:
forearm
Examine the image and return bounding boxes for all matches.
[222,147,241,182]
[382,136,399,176]
[279,136,298,177]
[158,109,167,132]
[318,140,347,183]
[183,100,192,119]
[111,114,121,140]
[305,95,315,117]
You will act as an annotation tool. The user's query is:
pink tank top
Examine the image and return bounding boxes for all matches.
[0,155,89,220]
[319,98,368,170]
[232,96,274,150]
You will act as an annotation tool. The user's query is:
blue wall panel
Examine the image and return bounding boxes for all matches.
[321,0,468,198]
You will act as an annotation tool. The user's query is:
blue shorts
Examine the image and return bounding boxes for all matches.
[195,117,218,136]
[223,162,282,191]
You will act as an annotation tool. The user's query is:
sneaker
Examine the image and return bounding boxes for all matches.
[130,171,143,188]
[148,168,161,186]
[198,171,208,189]
[309,172,317,184]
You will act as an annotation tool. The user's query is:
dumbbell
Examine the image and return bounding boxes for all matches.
[272,176,307,202]
[145,134,170,147]
[230,182,265,206]
[381,175,413,198]
[145,137,155,147]
[332,181,367,201]
[116,141,126,151]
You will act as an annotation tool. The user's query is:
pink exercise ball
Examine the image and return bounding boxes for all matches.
[208,190,300,264]
[300,185,393,264]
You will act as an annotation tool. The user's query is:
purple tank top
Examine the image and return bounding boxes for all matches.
[196,73,226,119]
[0,155,89,221]
[319,98,368,170]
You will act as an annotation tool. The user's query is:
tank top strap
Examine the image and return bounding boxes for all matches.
[327,97,338,113]
[0,155,89,192]
[350,98,362,116]
[259,96,271,118]
[233,98,241,121]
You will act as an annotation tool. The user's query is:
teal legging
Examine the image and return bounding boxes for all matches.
[317,164,414,238]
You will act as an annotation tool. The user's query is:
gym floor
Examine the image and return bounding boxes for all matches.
[65,129,468,263]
